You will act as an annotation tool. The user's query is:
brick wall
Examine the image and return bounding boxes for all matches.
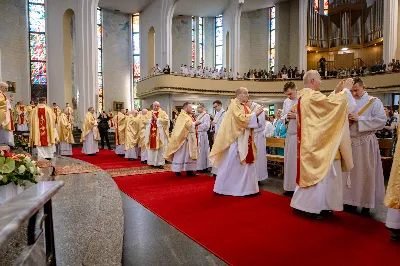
[102,9,132,111]
[239,9,269,75]
[0,0,30,103]
[172,16,192,72]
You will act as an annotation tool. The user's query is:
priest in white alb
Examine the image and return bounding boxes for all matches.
[29,97,57,160]
[145,101,169,169]
[290,71,356,220]
[281,82,298,195]
[80,107,99,156]
[115,109,127,156]
[211,100,226,177]
[210,87,265,196]
[342,77,386,216]
[195,103,211,172]
[58,107,74,156]
[164,102,200,176]
[249,101,268,182]
[124,110,140,161]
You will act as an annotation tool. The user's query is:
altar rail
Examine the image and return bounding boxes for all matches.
[0,181,64,265]
[137,73,400,98]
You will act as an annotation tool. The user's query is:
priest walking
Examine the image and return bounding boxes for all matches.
[290,71,356,220]
[29,97,57,160]
[124,110,140,161]
[210,87,264,196]
[80,107,99,156]
[115,109,127,157]
[195,103,211,172]
[145,101,169,169]
[58,107,74,156]
[164,102,200,176]
[342,77,386,216]
[211,100,226,177]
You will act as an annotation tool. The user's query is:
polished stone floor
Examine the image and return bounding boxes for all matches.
[121,176,388,265]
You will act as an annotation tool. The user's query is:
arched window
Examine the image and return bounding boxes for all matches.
[132,13,141,110]
[324,0,329,16]
[269,6,275,72]
[28,0,47,91]
[96,7,103,112]
[215,15,223,69]
[199,17,204,67]
[191,16,196,67]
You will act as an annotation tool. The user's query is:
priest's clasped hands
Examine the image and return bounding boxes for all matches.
[246,100,264,117]
[335,78,354,93]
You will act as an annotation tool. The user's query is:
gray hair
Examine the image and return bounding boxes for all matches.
[0,82,8,90]
[198,103,205,108]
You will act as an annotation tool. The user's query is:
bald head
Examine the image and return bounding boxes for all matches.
[236,87,249,103]
[0,82,8,92]
[141,109,148,116]
[303,70,322,91]
[153,101,160,111]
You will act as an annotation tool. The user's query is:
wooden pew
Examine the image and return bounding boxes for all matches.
[266,137,285,177]
[378,138,395,178]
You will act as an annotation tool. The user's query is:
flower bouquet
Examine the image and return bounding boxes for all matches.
[14,134,29,147]
[0,152,42,187]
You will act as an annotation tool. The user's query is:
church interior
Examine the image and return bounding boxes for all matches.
[0,0,400,265]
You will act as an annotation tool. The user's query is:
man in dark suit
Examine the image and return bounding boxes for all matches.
[97,111,112,150]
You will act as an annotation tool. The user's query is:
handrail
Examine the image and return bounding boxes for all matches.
[0,181,64,265]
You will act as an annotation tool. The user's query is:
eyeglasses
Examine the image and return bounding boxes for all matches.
[213,106,218,108]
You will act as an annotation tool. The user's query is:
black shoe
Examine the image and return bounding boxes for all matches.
[174,172,182,176]
[128,158,135,161]
[212,174,217,177]
[108,147,112,150]
[88,154,97,156]
[186,171,198,177]
[307,212,323,220]
[283,191,294,197]
[343,204,357,214]
[157,165,164,169]
[100,147,104,150]
[141,160,147,164]
[360,208,371,217]
[118,154,124,157]
[320,210,334,216]
[390,230,400,241]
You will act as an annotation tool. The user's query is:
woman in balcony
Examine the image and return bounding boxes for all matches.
[163,64,170,74]
[273,109,286,156]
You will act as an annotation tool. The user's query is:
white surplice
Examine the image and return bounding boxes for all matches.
[145,117,169,166]
[264,121,275,138]
[211,108,226,176]
[282,97,298,192]
[141,149,148,162]
[386,208,400,229]
[59,141,72,156]
[213,113,260,196]
[342,92,386,208]
[82,131,99,155]
[172,123,197,172]
[115,145,125,155]
[196,112,211,171]
[37,145,56,159]
[125,146,138,159]
[16,124,28,131]
[290,88,357,214]
[0,128,13,146]
[251,103,268,181]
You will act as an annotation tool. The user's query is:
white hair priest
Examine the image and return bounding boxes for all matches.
[57,107,75,156]
[210,87,265,196]
[80,107,100,156]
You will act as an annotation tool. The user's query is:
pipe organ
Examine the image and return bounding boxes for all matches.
[307,0,384,50]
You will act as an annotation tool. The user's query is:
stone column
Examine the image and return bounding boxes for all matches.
[383,0,398,63]
[298,0,308,72]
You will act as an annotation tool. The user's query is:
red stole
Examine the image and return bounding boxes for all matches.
[150,112,159,149]
[53,107,58,124]
[38,107,48,146]
[109,113,114,127]
[242,104,255,164]
[19,106,25,124]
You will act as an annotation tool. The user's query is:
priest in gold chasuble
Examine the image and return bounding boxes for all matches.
[80,107,99,156]
[115,109,127,156]
[124,110,140,161]
[210,88,265,196]
[164,102,200,176]
[139,109,148,164]
[58,108,75,156]
[29,97,57,160]
[14,101,28,132]
[145,101,169,168]
[290,71,356,219]
[0,82,14,146]
[384,125,400,241]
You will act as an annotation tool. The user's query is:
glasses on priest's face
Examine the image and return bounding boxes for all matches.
[213,105,218,109]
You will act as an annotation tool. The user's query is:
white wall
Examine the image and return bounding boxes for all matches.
[0,0,30,103]
[102,9,132,112]
[171,16,192,72]
[222,0,242,73]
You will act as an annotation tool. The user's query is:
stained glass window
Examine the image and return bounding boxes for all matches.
[191,16,196,67]
[324,0,329,16]
[97,8,103,112]
[132,14,141,110]
[269,7,275,72]
[314,0,319,12]
[199,17,204,67]
[28,0,47,85]
[215,15,223,68]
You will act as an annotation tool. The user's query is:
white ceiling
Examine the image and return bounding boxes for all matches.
[98,0,287,16]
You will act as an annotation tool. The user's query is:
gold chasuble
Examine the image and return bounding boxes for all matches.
[146,109,169,150]
[164,110,198,161]
[115,112,126,146]
[58,113,74,144]
[0,92,13,131]
[384,126,400,210]
[29,104,56,147]
[53,107,61,124]
[296,89,353,188]
[80,112,99,142]
[14,105,27,125]
[139,115,147,151]
[209,99,256,168]
[125,116,140,151]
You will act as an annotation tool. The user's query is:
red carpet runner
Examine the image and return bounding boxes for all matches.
[71,148,144,170]
[114,172,400,266]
